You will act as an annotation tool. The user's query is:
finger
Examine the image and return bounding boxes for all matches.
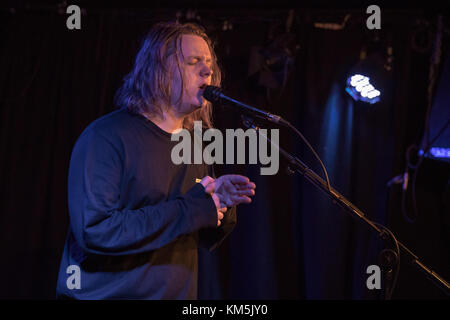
[223,180,255,197]
[225,199,235,207]
[236,189,255,196]
[222,180,239,195]
[247,182,256,189]
[221,174,250,185]
[221,196,235,207]
[222,195,251,207]
[212,193,221,209]
[235,182,256,190]
[231,195,252,204]
[217,211,224,221]
[219,206,227,213]
[228,182,255,195]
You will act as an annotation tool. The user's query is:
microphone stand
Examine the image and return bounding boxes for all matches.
[240,115,450,297]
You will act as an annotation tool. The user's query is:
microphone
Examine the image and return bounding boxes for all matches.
[203,85,287,126]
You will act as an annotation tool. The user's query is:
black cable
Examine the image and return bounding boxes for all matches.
[421,118,449,159]
[283,121,332,192]
[402,119,449,223]
[410,120,450,222]
[401,14,445,224]
[402,145,419,223]
[251,115,402,299]
[403,16,447,223]
[373,222,401,300]
[253,114,406,299]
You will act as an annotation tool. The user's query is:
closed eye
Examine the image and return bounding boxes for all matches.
[188,58,199,65]
[187,56,212,67]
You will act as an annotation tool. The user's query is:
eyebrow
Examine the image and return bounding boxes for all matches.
[186,55,212,63]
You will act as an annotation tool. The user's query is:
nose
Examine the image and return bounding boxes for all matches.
[200,63,213,78]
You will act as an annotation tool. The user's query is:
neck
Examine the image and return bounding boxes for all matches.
[143,109,185,134]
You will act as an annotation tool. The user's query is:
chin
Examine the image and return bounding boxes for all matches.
[195,99,206,109]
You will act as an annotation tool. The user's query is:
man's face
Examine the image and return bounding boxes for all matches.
[170,34,213,116]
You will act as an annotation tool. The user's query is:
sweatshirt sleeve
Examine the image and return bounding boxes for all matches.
[199,206,236,252]
[67,127,218,256]
[198,165,237,251]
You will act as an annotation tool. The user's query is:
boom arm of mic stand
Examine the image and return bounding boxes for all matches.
[241,115,450,296]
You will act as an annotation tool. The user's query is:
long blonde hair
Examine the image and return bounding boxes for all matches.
[114,21,221,129]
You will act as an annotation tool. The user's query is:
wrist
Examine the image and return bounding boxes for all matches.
[199,176,214,188]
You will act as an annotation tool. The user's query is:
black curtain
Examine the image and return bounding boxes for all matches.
[0,4,448,299]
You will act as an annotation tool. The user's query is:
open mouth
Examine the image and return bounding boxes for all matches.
[199,84,207,90]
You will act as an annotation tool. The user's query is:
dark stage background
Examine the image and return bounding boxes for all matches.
[0,2,449,299]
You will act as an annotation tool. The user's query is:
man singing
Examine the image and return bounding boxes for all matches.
[56,21,256,299]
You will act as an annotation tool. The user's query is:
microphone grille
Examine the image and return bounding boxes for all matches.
[203,86,222,103]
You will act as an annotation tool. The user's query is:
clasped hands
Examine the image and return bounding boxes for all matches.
[200,175,256,226]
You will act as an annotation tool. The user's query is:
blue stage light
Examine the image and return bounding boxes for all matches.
[418,147,450,159]
[346,74,380,104]
[429,147,450,158]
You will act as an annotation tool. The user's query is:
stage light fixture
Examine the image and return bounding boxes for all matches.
[345,74,381,104]
[418,147,450,159]
[345,41,393,105]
